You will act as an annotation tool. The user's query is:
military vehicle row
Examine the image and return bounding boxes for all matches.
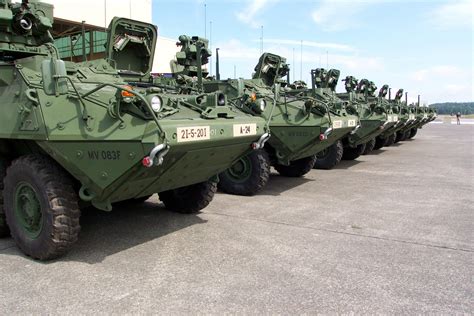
[0,1,436,260]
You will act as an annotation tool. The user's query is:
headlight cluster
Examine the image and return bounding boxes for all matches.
[150,95,163,113]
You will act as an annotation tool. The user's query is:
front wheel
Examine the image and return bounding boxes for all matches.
[384,133,396,147]
[409,128,418,139]
[342,143,366,160]
[218,150,270,196]
[159,180,217,214]
[275,155,317,178]
[3,155,81,260]
[362,139,376,155]
[314,140,343,170]
[373,136,386,150]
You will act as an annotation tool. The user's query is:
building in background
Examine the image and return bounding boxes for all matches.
[44,0,179,75]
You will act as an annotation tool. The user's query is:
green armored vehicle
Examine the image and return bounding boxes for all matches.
[372,85,401,149]
[305,68,360,169]
[337,77,388,156]
[163,37,344,195]
[0,1,267,260]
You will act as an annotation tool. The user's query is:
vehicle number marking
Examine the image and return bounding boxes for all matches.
[233,123,257,137]
[333,120,343,129]
[423,114,428,119]
[88,150,121,160]
[177,126,210,142]
[409,114,415,120]
[348,119,356,127]
[392,115,399,122]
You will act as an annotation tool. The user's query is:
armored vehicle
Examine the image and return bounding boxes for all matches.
[337,77,388,156]
[0,1,266,260]
[164,37,347,195]
[305,68,360,169]
[371,85,401,149]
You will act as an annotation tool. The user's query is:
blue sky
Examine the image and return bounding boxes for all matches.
[153,0,473,104]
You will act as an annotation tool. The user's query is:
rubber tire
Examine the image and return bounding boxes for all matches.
[395,131,404,143]
[362,139,376,155]
[314,140,343,170]
[373,136,386,150]
[402,130,411,141]
[3,155,81,260]
[159,180,217,214]
[384,133,396,147]
[218,150,270,196]
[0,159,10,238]
[274,155,317,178]
[409,128,418,139]
[342,143,367,160]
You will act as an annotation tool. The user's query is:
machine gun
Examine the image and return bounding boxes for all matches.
[343,75,358,93]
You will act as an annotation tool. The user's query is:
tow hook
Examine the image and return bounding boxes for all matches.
[252,132,271,150]
[320,127,333,140]
[142,143,170,167]
[350,124,361,135]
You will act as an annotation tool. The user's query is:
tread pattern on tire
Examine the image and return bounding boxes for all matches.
[409,128,418,139]
[342,143,366,160]
[218,150,270,196]
[0,159,9,238]
[362,139,376,155]
[373,136,386,150]
[274,155,317,178]
[314,140,343,170]
[384,133,396,147]
[159,180,217,214]
[3,155,80,260]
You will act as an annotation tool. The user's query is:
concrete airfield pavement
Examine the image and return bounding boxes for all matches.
[0,122,472,313]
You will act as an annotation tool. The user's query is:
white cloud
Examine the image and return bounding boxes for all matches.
[411,65,464,82]
[311,0,375,31]
[428,0,473,29]
[236,0,278,28]
[256,39,356,52]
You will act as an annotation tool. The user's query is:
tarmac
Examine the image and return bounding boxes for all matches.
[1,123,473,314]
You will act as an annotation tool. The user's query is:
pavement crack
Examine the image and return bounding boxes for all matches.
[204,211,473,253]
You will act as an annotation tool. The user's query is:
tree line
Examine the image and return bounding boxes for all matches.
[429,102,474,115]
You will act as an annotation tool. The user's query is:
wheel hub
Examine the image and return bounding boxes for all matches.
[227,156,252,182]
[14,183,43,238]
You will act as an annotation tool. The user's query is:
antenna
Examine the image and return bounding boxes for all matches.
[209,21,212,76]
[260,26,263,54]
[234,65,236,79]
[300,40,303,80]
[204,3,207,38]
[389,88,391,100]
[292,48,295,82]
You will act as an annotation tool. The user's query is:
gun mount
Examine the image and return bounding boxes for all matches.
[0,0,54,59]
[252,52,290,86]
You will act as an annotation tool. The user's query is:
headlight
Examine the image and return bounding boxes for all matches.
[150,96,162,112]
[259,99,267,111]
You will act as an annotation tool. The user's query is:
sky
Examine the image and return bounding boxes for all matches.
[152,0,473,104]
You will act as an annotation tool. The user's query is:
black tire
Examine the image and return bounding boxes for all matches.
[314,140,343,170]
[274,155,317,178]
[0,159,10,238]
[342,143,367,160]
[159,180,217,214]
[402,130,411,141]
[395,131,404,143]
[384,133,396,147]
[218,150,270,196]
[373,136,386,150]
[3,155,80,260]
[409,128,418,139]
[362,139,376,155]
